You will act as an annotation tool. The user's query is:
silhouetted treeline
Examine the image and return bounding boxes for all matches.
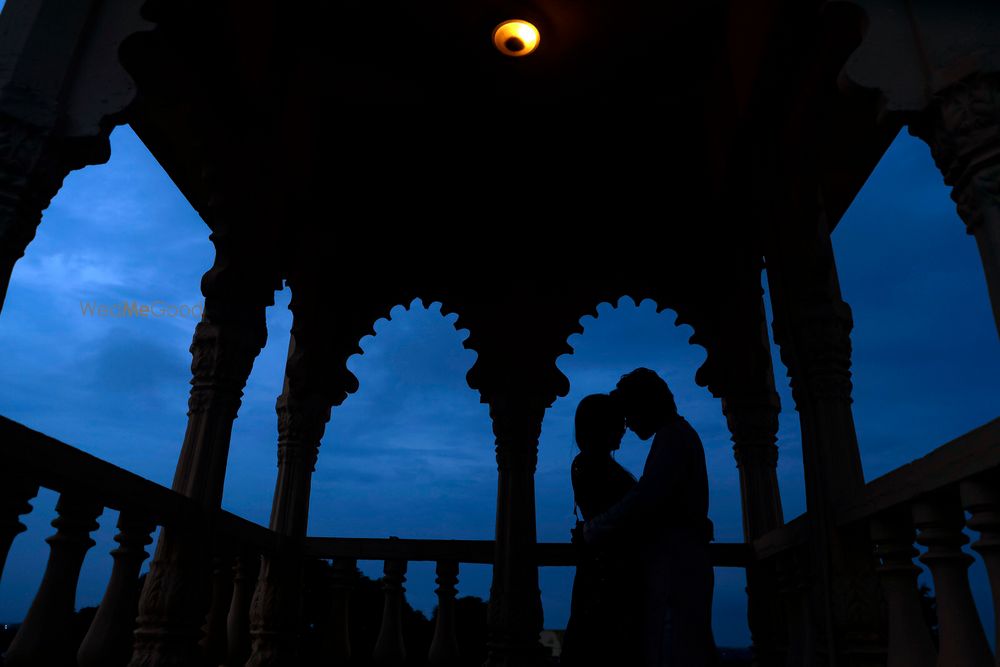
[300,559,488,666]
[4,562,934,665]
[0,562,489,666]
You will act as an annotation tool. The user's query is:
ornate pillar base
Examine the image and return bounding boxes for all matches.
[128,529,213,667]
[246,553,303,667]
[129,302,268,667]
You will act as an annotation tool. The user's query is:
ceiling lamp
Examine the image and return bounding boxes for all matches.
[493,20,540,57]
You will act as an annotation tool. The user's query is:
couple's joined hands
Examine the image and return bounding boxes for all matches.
[571,520,592,556]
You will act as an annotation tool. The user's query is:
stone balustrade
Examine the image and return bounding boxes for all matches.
[755,417,1000,667]
[0,415,751,666]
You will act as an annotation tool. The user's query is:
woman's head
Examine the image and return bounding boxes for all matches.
[575,393,626,454]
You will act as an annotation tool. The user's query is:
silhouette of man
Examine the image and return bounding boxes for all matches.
[580,368,717,666]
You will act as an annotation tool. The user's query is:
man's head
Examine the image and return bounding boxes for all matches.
[610,368,677,440]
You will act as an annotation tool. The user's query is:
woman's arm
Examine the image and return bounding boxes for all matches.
[582,421,692,547]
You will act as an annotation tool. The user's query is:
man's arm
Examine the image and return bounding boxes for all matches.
[581,420,688,548]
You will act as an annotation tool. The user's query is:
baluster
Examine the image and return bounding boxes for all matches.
[321,557,357,664]
[0,472,38,582]
[774,546,814,667]
[913,492,993,667]
[227,552,259,667]
[201,553,235,664]
[373,557,408,666]
[961,477,1000,667]
[428,560,460,665]
[76,512,155,667]
[870,510,936,667]
[4,493,102,666]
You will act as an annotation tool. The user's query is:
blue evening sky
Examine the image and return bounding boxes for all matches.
[0,121,997,648]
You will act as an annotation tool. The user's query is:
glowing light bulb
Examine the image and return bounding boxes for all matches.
[493,20,540,57]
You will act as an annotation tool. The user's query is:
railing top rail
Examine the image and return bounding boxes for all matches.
[2,415,753,567]
[752,515,808,561]
[0,415,281,553]
[305,536,752,568]
[836,417,1000,526]
[751,418,1000,560]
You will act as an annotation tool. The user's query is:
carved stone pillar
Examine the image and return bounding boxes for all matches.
[767,216,885,665]
[723,392,784,666]
[129,297,268,667]
[724,393,783,540]
[5,493,103,666]
[455,290,570,667]
[77,513,155,667]
[246,391,330,667]
[247,280,336,667]
[485,398,546,667]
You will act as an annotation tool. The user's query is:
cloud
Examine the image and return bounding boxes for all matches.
[2,125,996,648]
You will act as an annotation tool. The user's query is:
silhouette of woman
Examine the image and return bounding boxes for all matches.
[561,393,643,666]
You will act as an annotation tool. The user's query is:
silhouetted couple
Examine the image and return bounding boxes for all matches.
[562,368,717,666]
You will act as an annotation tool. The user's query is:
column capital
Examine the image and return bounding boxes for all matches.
[490,399,544,473]
[187,318,267,417]
[776,299,855,404]
[909,72,1000,234]
[275,392,330,472]
[722,394,781,464]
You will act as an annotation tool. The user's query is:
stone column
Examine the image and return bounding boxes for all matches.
[767,215,886,665]
[451,290,570,667]
[724,391,783,542]
[245,391,330,666]
[485,397,546,667]
[723,391,785,665]
[247,280,337,667]
[129,293,269,667]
